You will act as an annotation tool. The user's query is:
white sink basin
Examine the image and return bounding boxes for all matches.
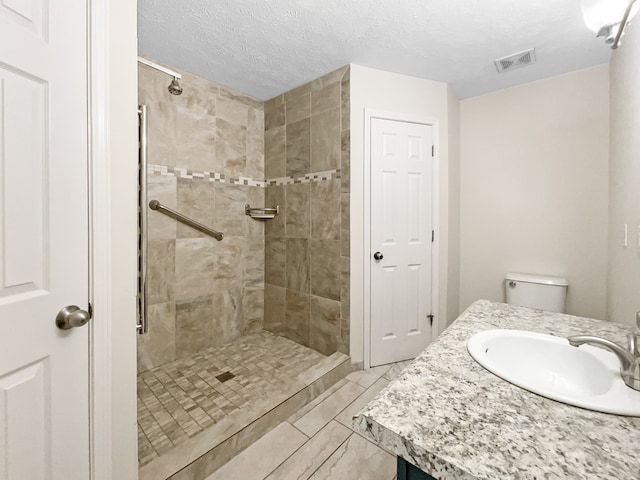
[467,329,640,416]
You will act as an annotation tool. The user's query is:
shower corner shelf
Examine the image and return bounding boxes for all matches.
[245,204,279,220]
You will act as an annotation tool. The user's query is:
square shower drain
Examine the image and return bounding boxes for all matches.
[216,371,235,383]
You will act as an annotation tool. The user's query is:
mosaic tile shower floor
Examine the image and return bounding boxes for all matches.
[137,330,326,467]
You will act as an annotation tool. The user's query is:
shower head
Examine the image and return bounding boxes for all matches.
[168,77,183,96]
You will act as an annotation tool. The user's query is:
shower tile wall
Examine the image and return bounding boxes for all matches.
[138,63,266,372]
[263,66,350,356]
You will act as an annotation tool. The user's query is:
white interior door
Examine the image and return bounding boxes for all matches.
[0,2,90,479]
[370,117,434,367]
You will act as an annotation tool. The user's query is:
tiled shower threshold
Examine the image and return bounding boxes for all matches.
[138,331,351,480]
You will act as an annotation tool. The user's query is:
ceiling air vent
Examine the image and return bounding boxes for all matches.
[494,48,536,73]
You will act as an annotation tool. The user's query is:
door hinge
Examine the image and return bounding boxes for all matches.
[427,314,434,326]
[431,230,435,242]
[431,145,435,157]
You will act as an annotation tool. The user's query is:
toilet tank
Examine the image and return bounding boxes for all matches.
[505,273,568,313]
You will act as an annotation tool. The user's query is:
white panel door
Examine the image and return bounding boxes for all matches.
[370,118,433,367]
[0,1,90,479]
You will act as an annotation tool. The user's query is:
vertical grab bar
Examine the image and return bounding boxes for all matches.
[137,105,149,334]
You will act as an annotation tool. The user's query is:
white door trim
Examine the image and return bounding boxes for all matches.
[363,109,440,369]
[88,1,138,479]
[88,1,112,477]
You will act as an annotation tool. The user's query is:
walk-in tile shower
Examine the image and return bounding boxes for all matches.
[136,59,351,479]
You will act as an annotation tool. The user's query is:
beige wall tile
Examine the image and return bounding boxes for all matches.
[173,73,217,116]
[286,92,311,124]
[175,295,214,358]
[212,278,244,342]
[245,186,265,238]
[264,284,286,334]
[148,175,177,240]
[176,179,215,238]
[215,133,246,178]
[310,239,340,300]
[264,95,285,131]
[311,109,340,172]
[341,72,350,132]
[246,108,264,180]
[242,286,264,334]
[216,96,249,126]
[213,184,247,237]
[312,82,340,115]
[140,62,267,364]
[147,239,175,305]
[264,126,286,179]
[213,236,244,281]
[244,236,264,287]
[265,237,286,287]
[175,237,215,300]
[285,289,310,346]
[341,192,350,256]
[309,295,340,355]
[286,118,311,176]
[219,85,263,111]
[310,178,340,240]
[146,100,178,168]
[137,302,176,372]
[176,109,217,172]
[285,183,311,237]
[283,82,312,102]
[341,129,350,193]
[265,186,286,237]
[286,238,310,293]
[340,255,350,354]
[319,66,348,89]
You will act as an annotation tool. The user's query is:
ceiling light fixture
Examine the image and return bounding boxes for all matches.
[581,0,639,48]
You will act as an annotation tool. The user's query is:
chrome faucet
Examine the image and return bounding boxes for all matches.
[568,312,640,391]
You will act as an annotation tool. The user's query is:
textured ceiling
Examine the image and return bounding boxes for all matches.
[138,0,612,100]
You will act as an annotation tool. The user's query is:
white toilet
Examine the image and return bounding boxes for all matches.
[505,272,568,313]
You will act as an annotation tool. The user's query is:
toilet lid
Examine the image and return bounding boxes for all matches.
[505,272,568,286]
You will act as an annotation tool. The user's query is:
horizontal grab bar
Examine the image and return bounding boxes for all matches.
[149,200,224,241]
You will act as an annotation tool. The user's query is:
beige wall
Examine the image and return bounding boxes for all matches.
[263,67,351,356]
[138,63,266,371]
[447,85,461,325]
[459,65,609,319]
[349,65,454,365]
[607,22,640,326]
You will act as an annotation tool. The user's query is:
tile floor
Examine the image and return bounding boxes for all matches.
[205,360,414,480]
[137,331,326,466]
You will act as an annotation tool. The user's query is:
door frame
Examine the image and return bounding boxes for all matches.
[363,109,440,369]
[88,1,138,479]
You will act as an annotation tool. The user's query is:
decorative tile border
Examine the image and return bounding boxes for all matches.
[148,164,340,187]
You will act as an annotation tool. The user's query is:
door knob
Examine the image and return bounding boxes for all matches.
[373,252,383,260]
[56,305,91,330]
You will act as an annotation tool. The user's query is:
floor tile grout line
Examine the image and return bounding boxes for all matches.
[256,426,312,480]
[302,432,354,480]
[259,427,355,480]
[138,382,186,448]
[289,422,311,439]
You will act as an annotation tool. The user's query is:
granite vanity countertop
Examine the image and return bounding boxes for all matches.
[353,300,640,479]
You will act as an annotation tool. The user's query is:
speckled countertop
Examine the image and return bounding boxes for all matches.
[353,300,640,479]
